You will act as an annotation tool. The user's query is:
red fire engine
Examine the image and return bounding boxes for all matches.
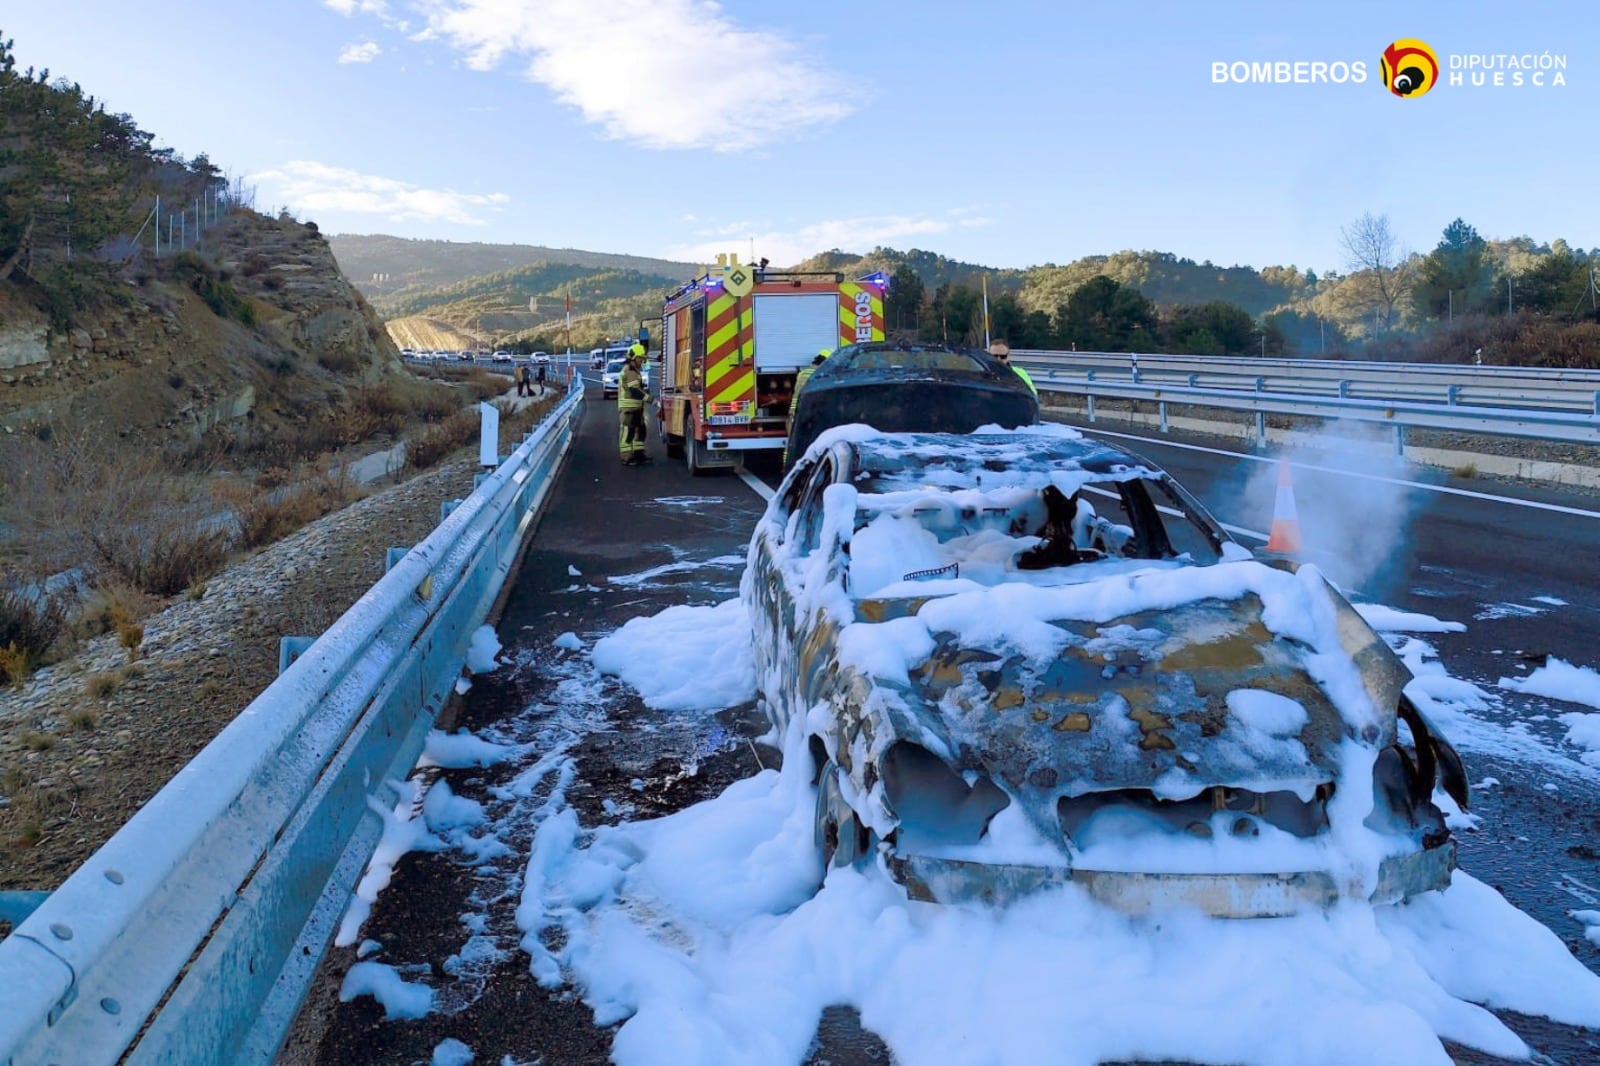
[657,259,886,474]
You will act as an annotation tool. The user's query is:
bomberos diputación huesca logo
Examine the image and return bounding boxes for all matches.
[1210,39,1567,93]
[1380,38,1439,97]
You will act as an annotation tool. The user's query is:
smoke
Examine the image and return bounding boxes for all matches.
[1232,421,1426,599]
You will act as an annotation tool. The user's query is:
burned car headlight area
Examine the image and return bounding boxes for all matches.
[750,426,1469,917]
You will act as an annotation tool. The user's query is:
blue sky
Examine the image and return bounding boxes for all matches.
[7,1,1593,274]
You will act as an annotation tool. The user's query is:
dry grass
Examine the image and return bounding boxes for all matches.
[20,731,56,752]
[0,424,234,596]
[68,708,98,732]
[1451,462,1479,479]
[84,671,122,699]
[405,409,480,470]
[221,467,365,550]
[75,582,158,641]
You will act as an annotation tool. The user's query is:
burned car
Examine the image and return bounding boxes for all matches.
[784,342,1038,470]
[744,425,1468,916]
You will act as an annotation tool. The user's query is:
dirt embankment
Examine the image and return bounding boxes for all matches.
[0,210,402,450]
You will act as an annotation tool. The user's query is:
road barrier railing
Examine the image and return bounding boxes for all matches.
[0,381,585,1066]
[1015,350,1600,417]
[1032,375,1600,454]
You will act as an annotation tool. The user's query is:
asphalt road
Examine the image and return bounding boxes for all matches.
[291,393,1600,1065]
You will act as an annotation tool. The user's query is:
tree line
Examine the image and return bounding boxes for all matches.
[0,33,226,321]
[882,265,1316,357]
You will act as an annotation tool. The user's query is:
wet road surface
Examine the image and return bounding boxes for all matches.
[292,384,894,1064]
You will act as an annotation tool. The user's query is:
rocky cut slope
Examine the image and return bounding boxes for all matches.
[0,209,402,450]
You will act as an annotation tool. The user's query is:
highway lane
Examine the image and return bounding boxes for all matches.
[290,395,1600,1065]
[291,382,889,1065]
[1046,414,1600,1059]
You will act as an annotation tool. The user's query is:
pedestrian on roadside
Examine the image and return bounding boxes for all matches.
[515,363,529,397]
[989,340,1036,395]
[618,343,653,465]
[535,361,548,394]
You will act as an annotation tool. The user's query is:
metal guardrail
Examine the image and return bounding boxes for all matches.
[1015,350,1600,417]
[0,382,585,1065]
[1032,374,1600,453]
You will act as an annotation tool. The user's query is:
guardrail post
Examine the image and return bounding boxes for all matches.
[1085,370,1095,382]
[385,547,411,572]
[1594,390,1600,416]
[1159,401,1169,433]
[1086,395,1097,422]
[0,891,50,928]
[277,636,314,675]
[1446,384,1459,405]
[1187,373,1198,387]
[1255,377,1265,393]
[441,499,464,522]
[1338,380,1350,398]
[1394,424,1406,459]
[1255,411,1266,447]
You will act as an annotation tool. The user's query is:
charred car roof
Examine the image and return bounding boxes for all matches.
[786,344,1039,469]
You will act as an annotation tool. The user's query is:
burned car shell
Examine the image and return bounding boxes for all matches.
[745,429,1466,916]
[784,342,1039,471]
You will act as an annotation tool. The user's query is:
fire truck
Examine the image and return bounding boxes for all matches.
[658,258,886,474]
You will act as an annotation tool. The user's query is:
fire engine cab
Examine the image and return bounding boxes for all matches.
[658,258,886,474]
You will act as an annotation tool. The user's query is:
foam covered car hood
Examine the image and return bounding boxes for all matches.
[875,591,1409,810]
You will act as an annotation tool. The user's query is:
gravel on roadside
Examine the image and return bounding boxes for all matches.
[0,456,483,894]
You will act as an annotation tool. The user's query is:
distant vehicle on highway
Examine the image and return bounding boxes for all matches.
[601,357,649,399]
[492,350,512,361]
[532,352,551,363]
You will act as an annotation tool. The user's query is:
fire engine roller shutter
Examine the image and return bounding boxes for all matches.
[753,293,838,371]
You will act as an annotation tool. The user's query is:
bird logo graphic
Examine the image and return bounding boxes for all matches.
[1381,38,1440,97]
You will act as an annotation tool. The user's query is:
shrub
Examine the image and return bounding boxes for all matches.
[406,409,479,470]
[89,516,234,597]
[317,348,366,375]
[0,581,67,685]
[228,470,362,550]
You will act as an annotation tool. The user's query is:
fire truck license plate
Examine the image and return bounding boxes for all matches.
[707,415,747,425]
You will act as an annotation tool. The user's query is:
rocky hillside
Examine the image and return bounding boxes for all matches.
[0,209,401,450]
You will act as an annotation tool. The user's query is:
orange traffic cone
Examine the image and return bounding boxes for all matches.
[1266,458,1303,553]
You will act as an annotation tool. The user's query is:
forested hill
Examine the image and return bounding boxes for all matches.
[327,234,697,296]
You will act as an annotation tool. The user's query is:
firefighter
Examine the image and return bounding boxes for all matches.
[989,340,1036,395]
[618,343,653,465]
[783,348,831,467]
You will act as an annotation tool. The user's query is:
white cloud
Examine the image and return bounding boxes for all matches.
[410,0,858,151]
[668,214,979,268]
[324,0,391,16]
[253,161,509,226]
[338,41,382,64]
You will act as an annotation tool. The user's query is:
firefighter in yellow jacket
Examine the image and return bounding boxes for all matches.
[618,343,653,465]
[782,348,831,467]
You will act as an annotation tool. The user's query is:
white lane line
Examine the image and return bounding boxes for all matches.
[738,468,775,502]
[1066,423,1600,520]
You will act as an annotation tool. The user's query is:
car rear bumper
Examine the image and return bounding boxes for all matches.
[885,840,1456,917]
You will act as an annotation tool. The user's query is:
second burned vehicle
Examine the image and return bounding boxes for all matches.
[783,341,1039,470]
[744,425,1468,916]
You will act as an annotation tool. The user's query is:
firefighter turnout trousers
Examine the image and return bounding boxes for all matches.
[618,366,649,463]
